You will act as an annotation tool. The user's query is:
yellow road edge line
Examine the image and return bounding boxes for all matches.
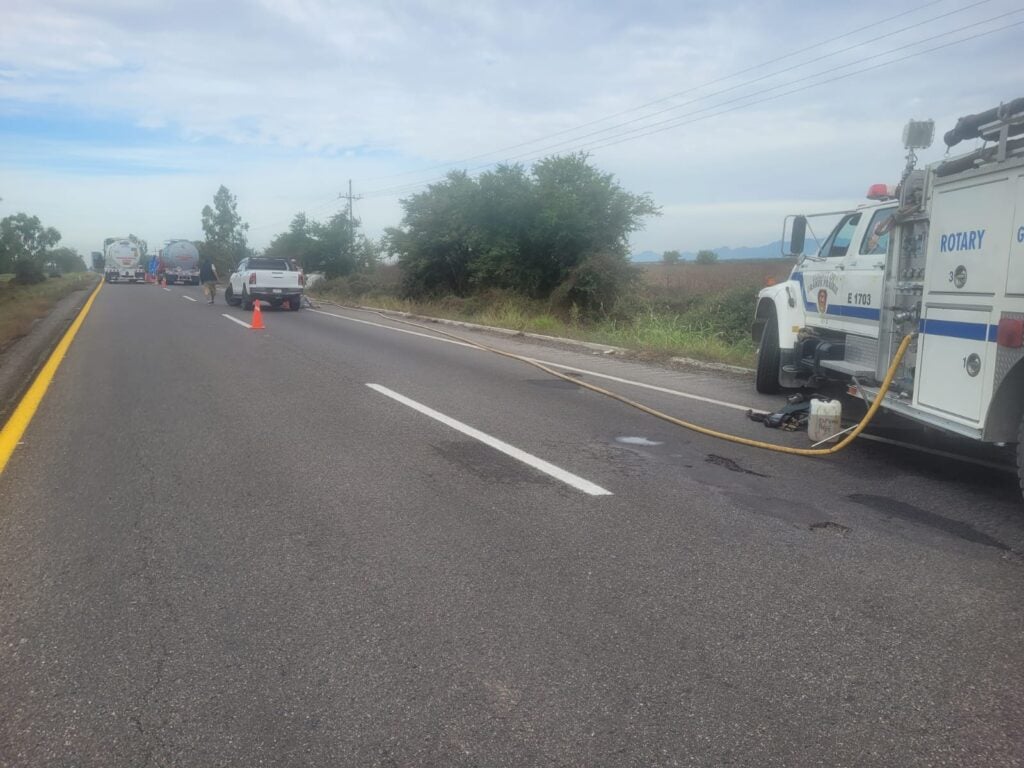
[0,278,104,474]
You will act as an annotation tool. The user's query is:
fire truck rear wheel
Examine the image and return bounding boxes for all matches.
[755,309,782,394]
[1017,415,1024,501]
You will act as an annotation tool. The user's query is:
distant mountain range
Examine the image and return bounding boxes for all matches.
[632,239,820,262]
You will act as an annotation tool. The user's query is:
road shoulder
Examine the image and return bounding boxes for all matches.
[0,280,99,428]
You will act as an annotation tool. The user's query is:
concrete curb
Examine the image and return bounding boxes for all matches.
[315,298,756,374]
[0,277,100,428]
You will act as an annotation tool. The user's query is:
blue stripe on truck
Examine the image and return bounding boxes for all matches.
[918,318,998,341]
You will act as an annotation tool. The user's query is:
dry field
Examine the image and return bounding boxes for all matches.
[640,258,794,299]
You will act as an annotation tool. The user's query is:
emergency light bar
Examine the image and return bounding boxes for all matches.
[866,183,896,201]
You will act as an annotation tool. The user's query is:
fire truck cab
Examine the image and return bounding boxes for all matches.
[752,97,1024,493]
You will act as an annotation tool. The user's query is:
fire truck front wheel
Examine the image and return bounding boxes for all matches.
[755,309,782,394]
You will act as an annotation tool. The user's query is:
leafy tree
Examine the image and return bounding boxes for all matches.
[47,247,86,273]
[466,164,539,292]
[551,250,640,317]
[266,213,318,268]
[386,170,481,297]
[695,249,718,264]
[529,153,657,304]
[0,213,62,283]
[386,153,659,312]
[266,211,380,279]
[201,185,250,274]
[662,249,681,264]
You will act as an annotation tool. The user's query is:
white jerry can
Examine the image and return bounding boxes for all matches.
[808,398,842,443]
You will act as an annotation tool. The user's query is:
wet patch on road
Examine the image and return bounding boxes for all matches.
[809,520,851,535]
[705,454,769,477]
[848,493,1009,551]
[431,440,547,486]
[615,436,664,446]
[724,491,832,531]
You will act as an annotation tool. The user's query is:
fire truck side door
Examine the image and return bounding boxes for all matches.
[838,206,896,338]
[798,213,860,330]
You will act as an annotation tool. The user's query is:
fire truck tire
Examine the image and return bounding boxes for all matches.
[755,309,782,394]
[1017,415,1024,501]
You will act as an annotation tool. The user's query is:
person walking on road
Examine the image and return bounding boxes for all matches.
[199,256,219,304]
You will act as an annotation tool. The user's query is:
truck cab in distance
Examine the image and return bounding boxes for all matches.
[752,98,1024,497]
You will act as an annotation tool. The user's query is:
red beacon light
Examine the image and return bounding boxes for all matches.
[866,183,897,201]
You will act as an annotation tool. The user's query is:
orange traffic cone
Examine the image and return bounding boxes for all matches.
[251,299,265,330]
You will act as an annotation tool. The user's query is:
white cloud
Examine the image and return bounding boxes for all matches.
[1,0,1021,255]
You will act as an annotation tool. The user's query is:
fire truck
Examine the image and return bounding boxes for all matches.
[752,97,1024,493]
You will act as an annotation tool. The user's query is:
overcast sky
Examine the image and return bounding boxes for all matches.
[1,0,1021,258]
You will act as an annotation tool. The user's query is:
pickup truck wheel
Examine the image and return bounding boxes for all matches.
[755,307,782,394]
[241,287,254,311]
[290,296,302,311]
[224,285,238,306]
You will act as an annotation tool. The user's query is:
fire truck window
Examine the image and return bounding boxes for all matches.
[819,213,862,259]
[860,208,896,255]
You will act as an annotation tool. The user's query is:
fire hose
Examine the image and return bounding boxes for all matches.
[339,302,913,458]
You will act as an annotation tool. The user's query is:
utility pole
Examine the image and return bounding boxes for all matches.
[340,180,362,242]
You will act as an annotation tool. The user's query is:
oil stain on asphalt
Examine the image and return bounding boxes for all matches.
[848,493,1009,551]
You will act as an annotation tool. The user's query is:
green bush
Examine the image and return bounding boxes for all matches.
[12,259,45,285]
[679,283,759,344]
[550,251,640,319]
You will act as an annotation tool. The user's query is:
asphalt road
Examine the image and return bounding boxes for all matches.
[1,282,1022,767]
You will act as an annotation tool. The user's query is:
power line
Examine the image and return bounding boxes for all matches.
[247,194,342,232]
[360,10,1021,200]
[581,18,1024,155]
[362,5,1014,197]
[356,0,955,187]
[512,8,1024,161]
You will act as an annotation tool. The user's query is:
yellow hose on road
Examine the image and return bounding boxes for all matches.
[341,301,913,457]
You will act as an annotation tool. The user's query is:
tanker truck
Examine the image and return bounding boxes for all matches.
[160,240,201,285]
[103,239,145,283]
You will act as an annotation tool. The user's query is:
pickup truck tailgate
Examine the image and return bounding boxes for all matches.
[256,271,302,290]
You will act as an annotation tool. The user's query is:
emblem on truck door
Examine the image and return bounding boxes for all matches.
[951,265,967,289]
[816,289,828,315]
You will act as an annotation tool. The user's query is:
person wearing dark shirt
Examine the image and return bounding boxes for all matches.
[198,257,219,303]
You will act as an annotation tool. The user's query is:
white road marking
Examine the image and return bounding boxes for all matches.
[221,314,252,329]
[162,287,171,292]
[366,383,612,496]
[310,308,754,412]
[309,308,477,348]
[183,296,198,302]
[523,358,753,412]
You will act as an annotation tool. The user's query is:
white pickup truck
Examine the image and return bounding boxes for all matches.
[225,257,304,311]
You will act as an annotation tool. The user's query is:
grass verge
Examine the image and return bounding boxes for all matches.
[311,285,758,368]
[0,273,100,354]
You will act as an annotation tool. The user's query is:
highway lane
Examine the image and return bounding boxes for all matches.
[1,282,1022,767]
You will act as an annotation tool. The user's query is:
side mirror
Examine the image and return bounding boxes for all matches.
[789,216,807,257]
